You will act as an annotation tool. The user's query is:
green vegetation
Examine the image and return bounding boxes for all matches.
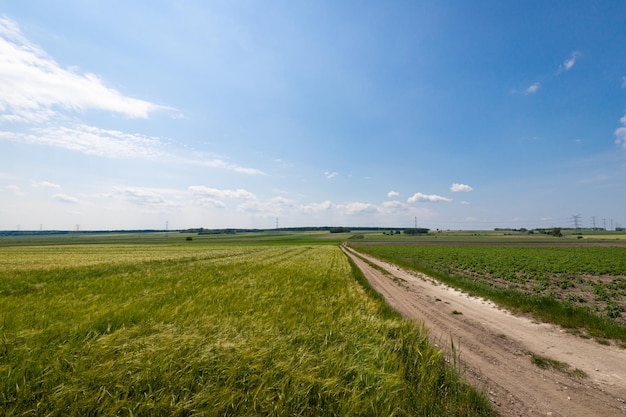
[0,241,494,416]
[529,353,587,378]
[403,228,430,236]
[350,244,626,343]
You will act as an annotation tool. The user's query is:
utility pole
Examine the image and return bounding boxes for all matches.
[591,216,596,230]
[603,218,607,231]
[165,220,169,238]
[276,217,279,230]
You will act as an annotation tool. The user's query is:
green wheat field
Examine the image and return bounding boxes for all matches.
[0,237,494,416]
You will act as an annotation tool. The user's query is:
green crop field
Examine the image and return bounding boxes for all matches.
[350,243,626,344]
[0,240,494,416]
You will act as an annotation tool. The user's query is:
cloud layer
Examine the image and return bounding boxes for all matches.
[0,16,265,175]
[1,125,165,158]
[0,16,166,123]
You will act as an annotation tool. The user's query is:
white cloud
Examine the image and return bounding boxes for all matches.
[0,18,268,177]
[615,114,626,149]
[301,200,334,213]
[525,82,540,94]
[559,51,580,73]
[51,193,80,204]
[192,158,266,175]
[614,130,626,148]
[450,183,473,192]
[382,200,410,213]
[622,76,626,88]
[0,16,169,123]
[113,186,178,207]
[32,180,60,189]
[324,171,339,179]
[271,196,298,208]
[6,184,23,195]
[188,186,256,201]
[240,198,381,217]
[387,190,400,198]
[0,124,165,159]
[407,192,452,203]
[341,202,380,215]
[460,201,470,205]
[238,196,297,215]
[188,186,257,209]
[0,125,266,174]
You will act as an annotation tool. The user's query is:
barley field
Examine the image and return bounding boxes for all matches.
[0,241,493,416]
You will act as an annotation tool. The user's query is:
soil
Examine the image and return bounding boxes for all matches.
[342,246,626,417]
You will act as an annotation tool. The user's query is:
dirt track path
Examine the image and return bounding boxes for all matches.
[342,246,626,417]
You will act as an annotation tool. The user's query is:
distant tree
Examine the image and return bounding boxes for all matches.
[403,228,429,235]
[550,227,563,237]
[330,227,351,233]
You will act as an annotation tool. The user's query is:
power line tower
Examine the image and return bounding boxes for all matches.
[571,214,581,231]
[591,216,596,230]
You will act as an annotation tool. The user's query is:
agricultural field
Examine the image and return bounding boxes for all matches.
[350,243,626,343]
[0,241,494,416]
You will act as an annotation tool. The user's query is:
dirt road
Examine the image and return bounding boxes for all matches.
[342,246,626,417]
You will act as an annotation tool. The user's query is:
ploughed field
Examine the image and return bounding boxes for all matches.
[350,243,626,343]
[0,243,494,416]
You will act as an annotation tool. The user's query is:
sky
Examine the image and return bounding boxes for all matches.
[1,1,625,231]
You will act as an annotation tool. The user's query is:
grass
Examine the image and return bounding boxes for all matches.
[0,242,495,416]
[529,353,587,378]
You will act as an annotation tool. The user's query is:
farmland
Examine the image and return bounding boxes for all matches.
[349,242,626,343]
[0,239,493,416]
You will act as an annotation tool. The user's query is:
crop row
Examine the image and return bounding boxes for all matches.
[350,244,626,339]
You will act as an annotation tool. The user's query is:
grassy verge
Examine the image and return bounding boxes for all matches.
[0,243,495,416]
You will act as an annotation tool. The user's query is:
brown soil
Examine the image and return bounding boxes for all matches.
[343,246,626,416]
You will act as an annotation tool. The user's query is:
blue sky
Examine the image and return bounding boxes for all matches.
[1,1,625,230]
